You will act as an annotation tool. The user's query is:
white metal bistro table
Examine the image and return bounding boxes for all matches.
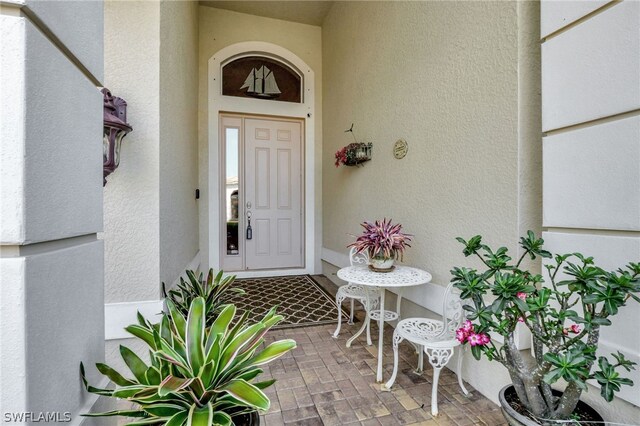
[336,265,432,383]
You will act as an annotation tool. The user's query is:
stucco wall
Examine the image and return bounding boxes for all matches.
[323,1,536,287]
[104,0,161,303]
[159,0,200,287]
[322,0,541,409]
[197,6,322,271]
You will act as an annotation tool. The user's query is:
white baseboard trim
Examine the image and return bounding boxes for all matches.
[104,299,164,340]
[321,247,351,269]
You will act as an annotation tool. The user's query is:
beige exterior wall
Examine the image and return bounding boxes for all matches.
[322,1,539,286]
[197,6,322,271]
[104,0,200,306]
[322,0,541,407]
[159,0,200,288]
[104,0,161,303]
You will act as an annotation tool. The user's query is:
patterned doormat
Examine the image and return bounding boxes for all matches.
[228,275,350,329]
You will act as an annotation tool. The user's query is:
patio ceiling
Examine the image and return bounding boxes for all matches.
[199,0,334,26]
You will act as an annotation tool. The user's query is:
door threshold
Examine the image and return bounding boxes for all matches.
[228,268,312,279]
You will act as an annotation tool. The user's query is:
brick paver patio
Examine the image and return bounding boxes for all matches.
[260,311,507,426]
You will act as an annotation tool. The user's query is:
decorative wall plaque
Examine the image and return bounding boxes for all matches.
[393,139,408,159]
[222,56,301,103]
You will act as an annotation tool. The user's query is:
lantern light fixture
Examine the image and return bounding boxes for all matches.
[102,88,132,186]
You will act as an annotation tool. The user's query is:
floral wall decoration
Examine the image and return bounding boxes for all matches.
[334,123,373,167]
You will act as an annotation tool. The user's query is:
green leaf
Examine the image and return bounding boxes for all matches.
[166,299,187,341]
[220,322,266,371]
[187,403,213,426]
[470,345,482,360]
[111,385,153,398]
[211,304,236,337]
[81,410,148,418]
[211,412,232,426]
[95,363,135,386]
[145,366,162,386]
[126,325,157,349]
[158,376,194,397]
[124,418,168,426]
[249,339,297,366]
[120,345,149,384]
[165,411,189,426]
[253,379,276,390]
[218,379,270,411]
[143,404,186,417]
[186,297,206,374]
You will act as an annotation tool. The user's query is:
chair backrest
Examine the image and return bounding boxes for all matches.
[439,281,465,338]
[349,247,369,266]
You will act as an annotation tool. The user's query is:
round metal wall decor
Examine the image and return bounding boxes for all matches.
[393,139,408,159]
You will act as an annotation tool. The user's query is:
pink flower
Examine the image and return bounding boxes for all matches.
[467,332,490,347]
[562,324,581,335]
[467,333,482,346]
[516,292,527,300]
[461,320,474,333]
[518,316,525,323]
[456,329,468,343]
[479,333,491,345]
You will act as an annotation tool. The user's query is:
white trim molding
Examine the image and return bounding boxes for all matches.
[104,300,163,340]
[208,41,317,276]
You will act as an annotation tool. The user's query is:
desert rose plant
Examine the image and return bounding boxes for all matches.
[82,297,295,425]
[452,231,639,421]
[348,218,412,260]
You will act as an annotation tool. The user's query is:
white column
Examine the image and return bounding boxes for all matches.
[0,1,105,423]
[541,0,640,415]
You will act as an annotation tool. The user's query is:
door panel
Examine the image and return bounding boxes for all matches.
[245,118,303,269]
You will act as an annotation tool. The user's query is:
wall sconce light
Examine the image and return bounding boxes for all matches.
[102,88,132,186]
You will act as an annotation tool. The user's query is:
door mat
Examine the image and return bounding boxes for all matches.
[228,275,351,329]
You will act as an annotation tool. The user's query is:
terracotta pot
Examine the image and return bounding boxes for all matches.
[499,385,603,426]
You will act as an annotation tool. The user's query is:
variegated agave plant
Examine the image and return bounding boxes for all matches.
[82,297,295,425]
[162,269,245,327]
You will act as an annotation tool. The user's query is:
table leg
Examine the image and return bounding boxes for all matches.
[377,287,385,383]
[346,313,369,347]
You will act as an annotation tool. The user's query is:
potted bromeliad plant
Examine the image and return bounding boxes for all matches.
[452,231,639,425]
[348,218,412,271]
[82,297,295,425]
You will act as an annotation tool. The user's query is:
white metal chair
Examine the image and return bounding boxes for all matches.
[385,282,470,416]
[332,248,379,345]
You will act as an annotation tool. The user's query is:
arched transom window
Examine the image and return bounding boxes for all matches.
[222,56,302,103]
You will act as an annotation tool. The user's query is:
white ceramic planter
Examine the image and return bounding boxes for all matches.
[371,257,394,270]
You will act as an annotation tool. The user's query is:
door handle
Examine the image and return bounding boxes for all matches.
[246,210,252,240]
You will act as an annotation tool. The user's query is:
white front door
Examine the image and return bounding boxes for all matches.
[220,115,304,271]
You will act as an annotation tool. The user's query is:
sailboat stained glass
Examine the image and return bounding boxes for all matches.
[222,56,301,103]
[240,66,281,99]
